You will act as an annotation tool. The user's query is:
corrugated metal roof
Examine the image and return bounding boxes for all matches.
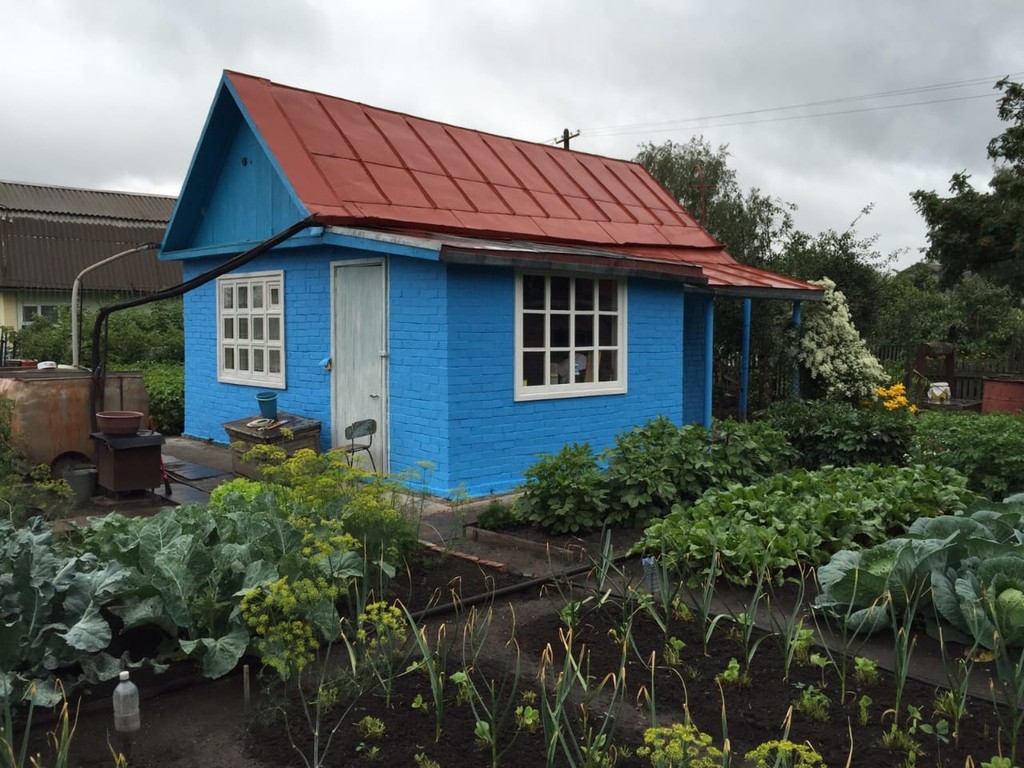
[0,218,179,291]
[0,181,180,292]
[0,180,175,223]
[225,71,819,297]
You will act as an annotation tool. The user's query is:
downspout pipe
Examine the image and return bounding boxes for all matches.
[89,216,318,430]
[739,297,751,421]
[703,297,714,430]
[72,243,160,369]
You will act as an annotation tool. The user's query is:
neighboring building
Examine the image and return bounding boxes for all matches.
[162,71,821,496]
[0,181,180,333]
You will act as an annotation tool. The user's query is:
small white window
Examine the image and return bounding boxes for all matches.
[514,272,626,401]
[217,271,285,387]
[19,303,60,328]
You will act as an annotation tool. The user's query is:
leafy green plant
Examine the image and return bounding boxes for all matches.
[715,657,748,687]
[514,705,540,733]
[473,500,521,531]
[858,694,873,726]
[854,656,879,686]
[662,636,686,666]
[602,416,793,526]
[880,719,923,763]
[910,411,1024,498]
[413,753,440,768]
[140,362,184,435]
[638,463,974,586]
[763,395,914,469]
[355,716,386,740]
[792,684,831,722]
[515,443,608,534]
[0,517,134,706]
[817,501,1024,649]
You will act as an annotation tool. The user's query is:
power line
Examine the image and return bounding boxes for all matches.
[571,72,1024,141]
[593,92,997,137]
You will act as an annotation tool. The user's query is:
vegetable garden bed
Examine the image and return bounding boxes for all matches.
[24,550,1014,768]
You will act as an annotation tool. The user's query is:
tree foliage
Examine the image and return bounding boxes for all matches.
[16,298,184,366]
[912,78,1024,298]
[871,267,1024,357]
[635,137,795,268]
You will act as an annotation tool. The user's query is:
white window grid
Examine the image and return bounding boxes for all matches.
[217,271,285,387]
[514,271,627,401]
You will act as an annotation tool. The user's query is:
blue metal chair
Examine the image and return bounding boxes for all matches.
[341,418,377,471]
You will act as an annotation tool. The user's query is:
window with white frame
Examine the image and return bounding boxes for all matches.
[515,272,626,400]
[217,271,285,387]
[19,303,60,328]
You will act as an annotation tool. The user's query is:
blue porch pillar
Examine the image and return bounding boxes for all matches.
[739,298,751,421]
[791,300,802,399]
[704,298,715,429]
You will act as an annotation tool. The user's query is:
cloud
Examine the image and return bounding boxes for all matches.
[3,0,1022,269]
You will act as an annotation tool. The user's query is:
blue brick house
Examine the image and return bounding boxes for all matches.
[161,72,820,496]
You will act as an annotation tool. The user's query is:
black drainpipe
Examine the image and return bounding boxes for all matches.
[89,215,319,430]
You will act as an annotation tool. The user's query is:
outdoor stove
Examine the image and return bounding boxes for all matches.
[91,430,165,493]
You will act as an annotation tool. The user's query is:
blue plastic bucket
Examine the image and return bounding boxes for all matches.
[255,391,278,420]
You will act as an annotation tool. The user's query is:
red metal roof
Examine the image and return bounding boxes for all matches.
[225,71,820,297]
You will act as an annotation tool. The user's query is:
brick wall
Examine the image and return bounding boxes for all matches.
[682,292,710,423]
[388,257,451,490]
[182,246,334,447]
[183,247,706,498]
[442,269,686,497]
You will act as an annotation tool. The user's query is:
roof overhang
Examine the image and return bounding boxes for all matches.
[322,225,827,299]
[438,243,708,284]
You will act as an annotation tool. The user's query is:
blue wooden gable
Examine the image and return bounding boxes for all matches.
[162,77,310,258]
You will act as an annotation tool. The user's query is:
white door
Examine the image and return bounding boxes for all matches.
[331,260,386,472]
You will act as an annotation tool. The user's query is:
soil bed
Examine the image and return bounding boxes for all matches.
[31,549,1011,767]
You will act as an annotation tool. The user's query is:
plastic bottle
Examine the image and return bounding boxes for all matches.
[113,670,140,733]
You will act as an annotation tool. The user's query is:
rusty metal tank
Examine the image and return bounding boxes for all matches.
[0,369,150,473]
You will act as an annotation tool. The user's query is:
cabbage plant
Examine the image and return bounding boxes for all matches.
[815,501,1024,646]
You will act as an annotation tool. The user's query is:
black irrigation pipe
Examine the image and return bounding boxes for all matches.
[409,550,637,623]
[88,215,318,430]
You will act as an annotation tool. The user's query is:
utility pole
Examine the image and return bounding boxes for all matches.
[560,128,580,149]
[690,162,708,227]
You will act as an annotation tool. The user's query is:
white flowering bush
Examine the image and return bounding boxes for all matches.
[793,278,886,401]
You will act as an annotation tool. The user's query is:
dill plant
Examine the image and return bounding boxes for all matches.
[635,722,723,767]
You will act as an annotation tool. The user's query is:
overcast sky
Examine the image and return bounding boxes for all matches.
[3,1,1022,270]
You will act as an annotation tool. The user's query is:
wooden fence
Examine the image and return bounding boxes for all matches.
[714,345,1024,415]
[0,328,18,366]
[873,345,1024,401]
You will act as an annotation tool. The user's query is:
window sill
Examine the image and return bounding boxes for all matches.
[514,384,626,402]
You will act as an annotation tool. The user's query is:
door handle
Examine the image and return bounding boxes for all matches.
[369,393,380,399]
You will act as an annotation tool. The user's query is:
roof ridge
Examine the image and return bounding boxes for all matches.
[222,69,647,166]
[0,179,175,200]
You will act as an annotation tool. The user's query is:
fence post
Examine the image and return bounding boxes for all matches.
[791,301,802,399]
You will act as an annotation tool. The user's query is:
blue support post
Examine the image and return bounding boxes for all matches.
[791,300,802,399]
[704,298,715,429]
[739,298,751,421]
